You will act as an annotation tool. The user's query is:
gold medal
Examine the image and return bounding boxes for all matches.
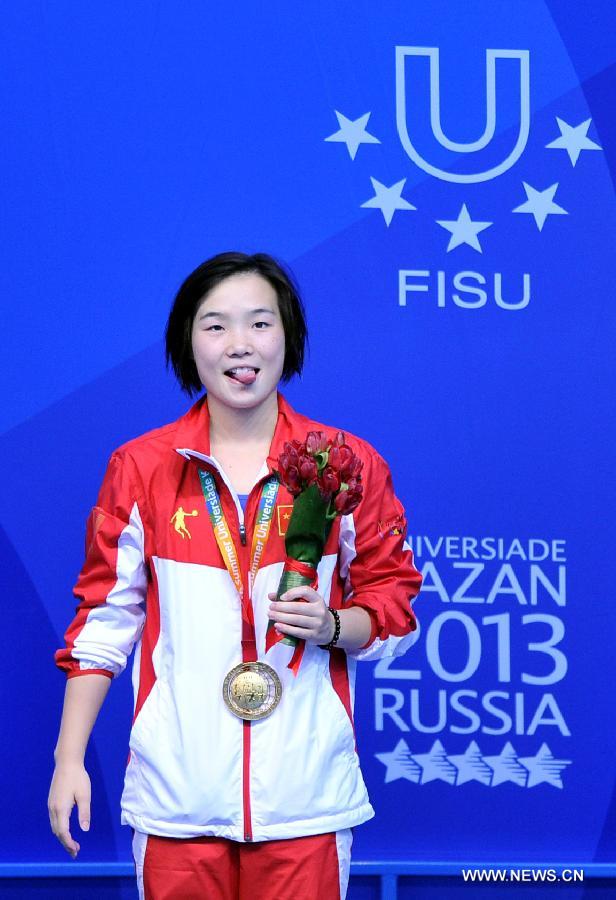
[222,661,282,721]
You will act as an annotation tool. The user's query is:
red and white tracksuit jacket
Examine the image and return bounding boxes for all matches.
[55,391,422,842]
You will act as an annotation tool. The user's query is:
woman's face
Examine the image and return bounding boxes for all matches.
[191,272,286,414]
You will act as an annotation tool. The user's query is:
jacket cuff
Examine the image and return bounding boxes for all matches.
[66,668,114,680]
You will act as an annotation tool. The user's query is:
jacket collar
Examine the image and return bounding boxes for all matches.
[174,390,298,475]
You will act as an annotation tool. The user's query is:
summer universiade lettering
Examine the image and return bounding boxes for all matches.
[250,484,278,565]
[205,485,219,509]
[251,537,267,570]
[261,487,277,517]
[199,474,223,521]
[264,481,277,500]
[255,500,275,537]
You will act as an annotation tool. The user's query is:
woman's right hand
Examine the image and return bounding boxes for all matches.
[48,760,91,858]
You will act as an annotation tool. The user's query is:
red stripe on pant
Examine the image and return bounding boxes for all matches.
[141,831,346,900]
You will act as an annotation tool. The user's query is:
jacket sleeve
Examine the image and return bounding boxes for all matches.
[54,450,148,680]
[338,448,422,661]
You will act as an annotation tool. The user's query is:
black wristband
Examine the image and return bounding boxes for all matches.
[318,607,341,650]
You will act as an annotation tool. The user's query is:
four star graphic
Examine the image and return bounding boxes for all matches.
[546,117,602,166]
[324,111,380,161]
[375,739,571,787]
[360,177,417,226]
[512,182,568,232]
[436,203,493,253]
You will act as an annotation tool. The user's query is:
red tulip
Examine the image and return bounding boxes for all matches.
[329,445,356,479]
[318,465,341,496]
[348,456,363,478]
[285,465,302,496]
[334,482,363,514]
[327,446,342,472]
[282,440,303,468]
[298,454,318,483]
[306,431,329,454]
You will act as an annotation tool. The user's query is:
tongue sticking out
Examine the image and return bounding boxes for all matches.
[229,369,257,385]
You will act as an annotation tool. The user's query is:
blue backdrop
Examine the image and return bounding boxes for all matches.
[2,0,615,892]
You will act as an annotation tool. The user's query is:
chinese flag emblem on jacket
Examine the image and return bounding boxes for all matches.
[276,505,293,536]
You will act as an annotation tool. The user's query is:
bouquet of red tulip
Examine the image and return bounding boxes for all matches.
[266,430,364,674]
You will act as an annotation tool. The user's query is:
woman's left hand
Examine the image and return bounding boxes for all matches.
[268,588,336,645]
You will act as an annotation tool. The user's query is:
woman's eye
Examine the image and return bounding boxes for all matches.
[254,321,270,329]
[205,324,223,331]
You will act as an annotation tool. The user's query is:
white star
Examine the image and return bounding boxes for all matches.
[482,741,528,787]
[375,739,421,783]
[512,182,568,232]
[413,740,457,785]
[324,111,381,161]
[448,741,493,786]
[518,742,572,788]
[360,177,417,226]
[546,117,602,167]
[436,203,493,253]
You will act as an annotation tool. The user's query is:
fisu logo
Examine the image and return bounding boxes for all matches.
[324,39,601,313]
[395,46,530,183]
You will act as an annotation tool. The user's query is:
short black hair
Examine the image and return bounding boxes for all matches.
[165,251,309,396]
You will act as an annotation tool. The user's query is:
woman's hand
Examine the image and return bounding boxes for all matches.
[48,672,111,858]
[48,760,91,859]
[268,587,336,645]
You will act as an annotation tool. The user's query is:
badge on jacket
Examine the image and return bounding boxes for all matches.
[377,513,406,539]
[277,505,293,536]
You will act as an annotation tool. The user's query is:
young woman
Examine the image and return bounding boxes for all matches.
[48,251,423,900]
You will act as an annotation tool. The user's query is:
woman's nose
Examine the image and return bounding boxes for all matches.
[225,328,254,353]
